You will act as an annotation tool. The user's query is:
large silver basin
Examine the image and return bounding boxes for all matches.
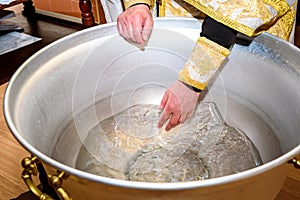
[4,18,300,200]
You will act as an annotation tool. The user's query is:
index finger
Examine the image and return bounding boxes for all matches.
[158,108,172,129]
[132,18,145,45]
[142,16,153,42]
[165,114,180,131]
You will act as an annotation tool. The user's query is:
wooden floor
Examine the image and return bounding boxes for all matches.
[0,83,30,199]
[0,5,299,200]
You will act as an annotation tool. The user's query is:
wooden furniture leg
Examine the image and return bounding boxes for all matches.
[22,0,35,17]
[79,0,95,27]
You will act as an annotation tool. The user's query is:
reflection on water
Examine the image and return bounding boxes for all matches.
[76,102,262,182]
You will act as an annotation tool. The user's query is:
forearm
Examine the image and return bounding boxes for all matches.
[201,17,237,49]
[178,17,237,91]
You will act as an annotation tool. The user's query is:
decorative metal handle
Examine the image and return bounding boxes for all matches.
[289,157,300,168]
[21,156,72,200]
[48,171,71,200]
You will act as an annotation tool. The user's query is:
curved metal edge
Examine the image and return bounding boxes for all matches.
[3,17,300,191]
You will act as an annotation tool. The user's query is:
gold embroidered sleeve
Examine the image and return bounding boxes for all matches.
[178,37,230,90]
[181,0,293,38]
[123,0,155,9]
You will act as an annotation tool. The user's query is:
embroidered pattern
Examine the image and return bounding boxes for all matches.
[178,37,230,90]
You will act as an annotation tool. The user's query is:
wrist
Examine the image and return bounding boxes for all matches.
[180,81,202,93]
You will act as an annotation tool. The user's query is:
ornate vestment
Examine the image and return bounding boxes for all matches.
[123,0,297,90]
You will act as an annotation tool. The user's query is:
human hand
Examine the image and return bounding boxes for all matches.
[117,4,153,47]
[158,80,200,131]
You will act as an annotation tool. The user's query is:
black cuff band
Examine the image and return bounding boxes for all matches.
[180,81,203,93]
[200,17,237,49]
[129,3,150,9]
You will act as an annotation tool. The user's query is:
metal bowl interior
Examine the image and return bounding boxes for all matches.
[4,18,300,189]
